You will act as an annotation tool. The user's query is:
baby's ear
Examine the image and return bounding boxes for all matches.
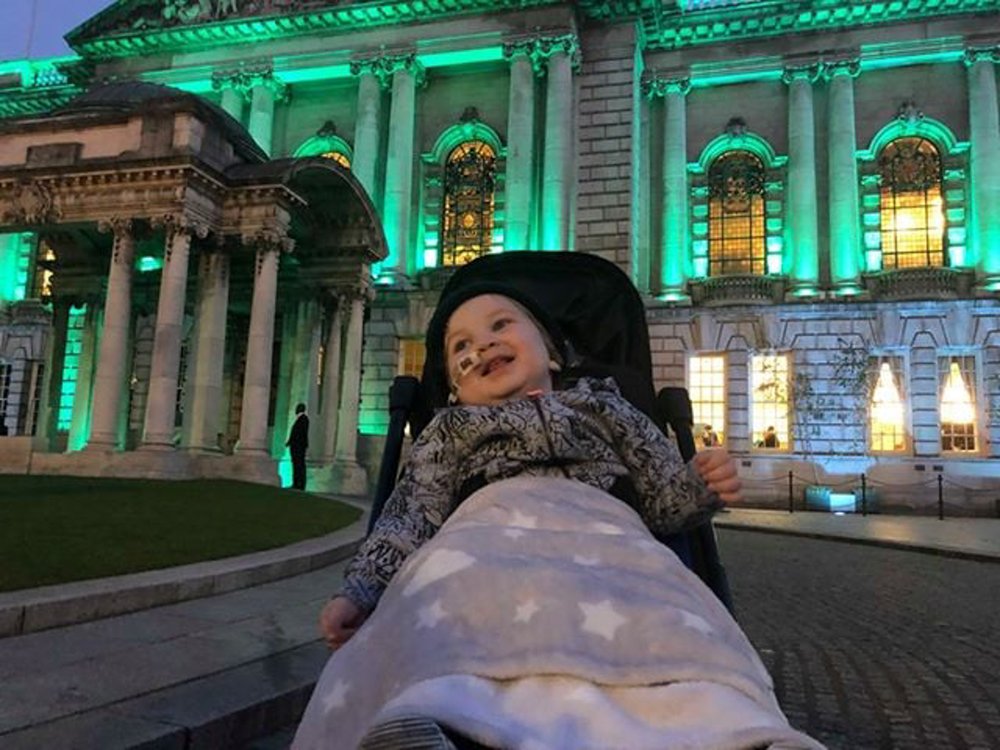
[549,359,562,373]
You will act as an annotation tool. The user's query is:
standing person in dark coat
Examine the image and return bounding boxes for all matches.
[287,402,310,490]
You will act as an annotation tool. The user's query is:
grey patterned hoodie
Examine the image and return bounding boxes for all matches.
[343,377,721,613]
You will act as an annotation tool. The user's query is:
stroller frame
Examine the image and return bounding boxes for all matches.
[368,251,733,612]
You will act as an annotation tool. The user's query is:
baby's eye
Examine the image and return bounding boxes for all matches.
[452,339,469,354]
[492,317,512,332]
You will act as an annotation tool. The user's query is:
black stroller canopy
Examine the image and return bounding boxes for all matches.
[422,251,656,414]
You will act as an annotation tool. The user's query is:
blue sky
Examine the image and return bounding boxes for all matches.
[0,0,114,62]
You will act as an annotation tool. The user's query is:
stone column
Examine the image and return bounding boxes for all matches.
[236,241,282,454]
[67,303,100,451]
[289,297,322,460]
[41,297,71,446]
[183,249,230,451]
[89,219,135,450]
[783,63,820,295]
[824,59,863,294]
[350,61,387,207]
[334,289,367,464]
[141,220,194,448]
[380,55,424,283]
[318,298,343,461]
[540,37,577,252]
[965,47,1000,285]
[503,43,537,251]
[212,69,247,123]
[657,76,691,298]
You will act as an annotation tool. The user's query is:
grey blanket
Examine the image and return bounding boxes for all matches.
[293,477,823,749]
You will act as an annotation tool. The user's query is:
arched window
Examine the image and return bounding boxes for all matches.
[878,137,945,269]
[321,151,351,169]
[440,140,496,267]
[707,150,766,275]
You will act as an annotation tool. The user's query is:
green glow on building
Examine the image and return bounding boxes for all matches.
[419,47,503,69]
[57,305,87,431]
[137,256,163,273]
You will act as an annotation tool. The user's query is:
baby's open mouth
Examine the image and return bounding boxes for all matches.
[481,356,513,375]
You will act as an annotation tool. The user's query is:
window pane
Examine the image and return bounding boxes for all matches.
[707,151,766,276]
[939,356,977,453]
[751,354,789,449]
[321,151,351,169]
[879,138,945,269]
[870,357,906,452]
[688,355,726,446]
[441,140,496,267]
[399,339,426,378]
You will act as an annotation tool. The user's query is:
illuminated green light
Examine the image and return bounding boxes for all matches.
[862,194,881,209]
[692,239,709,256]
[945,189,964,202]
[767,237,783,255]
[419,47,504,69]
[765,200,781,214]
[943,168,966,182]
[948,228,966,245]
[693,256,709,277]
[692,222,708,238]
[658,290,688,302]
[765,218,781,232]
[790,285,818,298]
[864,231,881,250]
[950,246,967,267]
[766,253,782,275]
[863,213,881,228]
[691,186,709,199]
[423,249,437,268]
[866,249,881,272]
[163,79,214,94]
[280,64,351,84]
[277,453,292,488]
[834,284,862,297]
[137,256,163,273]
[946,207,965,222]
[692,205,709,219]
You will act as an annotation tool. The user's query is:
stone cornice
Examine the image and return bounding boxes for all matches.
[963,45,1000,66]
[350,52,426,89]
[640,71,690,99]
[822,57,861,81]
[781,62,821,85]
[211,62,289,102]
[642,0,999,52]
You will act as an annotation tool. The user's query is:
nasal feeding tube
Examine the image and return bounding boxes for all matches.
[451,349,483,385]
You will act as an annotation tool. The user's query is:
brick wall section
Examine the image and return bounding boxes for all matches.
[575,24,635,271]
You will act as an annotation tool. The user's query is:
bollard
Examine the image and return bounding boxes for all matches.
[788,470,794,513]
[861,473,867,516]
[938,474,944,521]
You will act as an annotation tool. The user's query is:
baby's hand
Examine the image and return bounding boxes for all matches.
[692,448,742,504]
[319,596,367,650]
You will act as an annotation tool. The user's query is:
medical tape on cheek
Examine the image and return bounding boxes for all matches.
[452,350,482,383]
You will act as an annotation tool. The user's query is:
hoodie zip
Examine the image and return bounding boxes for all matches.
[528,391,572,479]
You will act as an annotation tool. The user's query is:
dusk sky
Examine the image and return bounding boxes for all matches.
[0,0,114,62]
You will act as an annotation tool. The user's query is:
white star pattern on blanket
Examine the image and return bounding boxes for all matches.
[417,599,448,629]
[681,609,714,635]
[503,528,526,540]
[402,549,476,596]
[579,599,628,641]
[573,554,601,566]
[321,679,350,711]
[514,598,540,623]
[508,510,538,528]
[589,522,625,535]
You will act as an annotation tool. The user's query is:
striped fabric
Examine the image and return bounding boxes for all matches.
[358,716,461,750]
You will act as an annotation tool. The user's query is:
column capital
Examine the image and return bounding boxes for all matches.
[212,61,288,103]
[504,33,580,75]
[245,228,294,260]
[334,279,375,305]
[640,71,690,100]
[963,45,1000,67]
[351,52,425,89]
[821,58,860,81]
[151,214,209,243]
[781,62,821,85]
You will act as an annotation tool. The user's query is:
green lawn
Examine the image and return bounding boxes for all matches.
[0,476,363,593]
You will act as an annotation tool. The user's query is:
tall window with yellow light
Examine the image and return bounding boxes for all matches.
[440,140,496,267]
[687,355,726,446]
[878,137,945,269]
[707,150,767,276]
[399,339,427,378]
[939,356,978,453]
[750,353,790,449]
[869,357,907,453]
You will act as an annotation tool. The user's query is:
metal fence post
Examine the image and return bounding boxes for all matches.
[788,470,794,513]
[861,473,867,516]
[938,474,944,520]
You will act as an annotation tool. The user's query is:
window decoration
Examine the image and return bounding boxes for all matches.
[57,305,87,432]
[870,357,907,452]
[878,137,945,269]
[688,355,726,446]
[707,150,767,275]
[440,140,496,267]
[321,150,351,168]
[751,354,790,449]
[293,121,353,169]
[399,339,426,378]
[939,356,977,453]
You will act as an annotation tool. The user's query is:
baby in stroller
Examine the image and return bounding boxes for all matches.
[292,272,822,750]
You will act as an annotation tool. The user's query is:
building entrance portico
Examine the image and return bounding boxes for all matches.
[0,82,385,494]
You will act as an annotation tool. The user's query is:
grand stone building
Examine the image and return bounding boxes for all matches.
[0,0,998,511]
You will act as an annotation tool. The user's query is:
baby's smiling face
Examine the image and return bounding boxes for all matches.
[444,294,554,406]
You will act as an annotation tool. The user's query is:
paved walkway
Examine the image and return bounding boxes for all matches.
[1,508,997,749]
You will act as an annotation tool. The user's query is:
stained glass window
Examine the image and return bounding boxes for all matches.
[879,137,945,269]
[321,151,351,169]
[707,151,766,276]
[399,339,426,378]
[688,355,726,446]
[440,140,496,267]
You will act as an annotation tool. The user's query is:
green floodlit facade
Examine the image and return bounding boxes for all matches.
[0,0,999,508]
